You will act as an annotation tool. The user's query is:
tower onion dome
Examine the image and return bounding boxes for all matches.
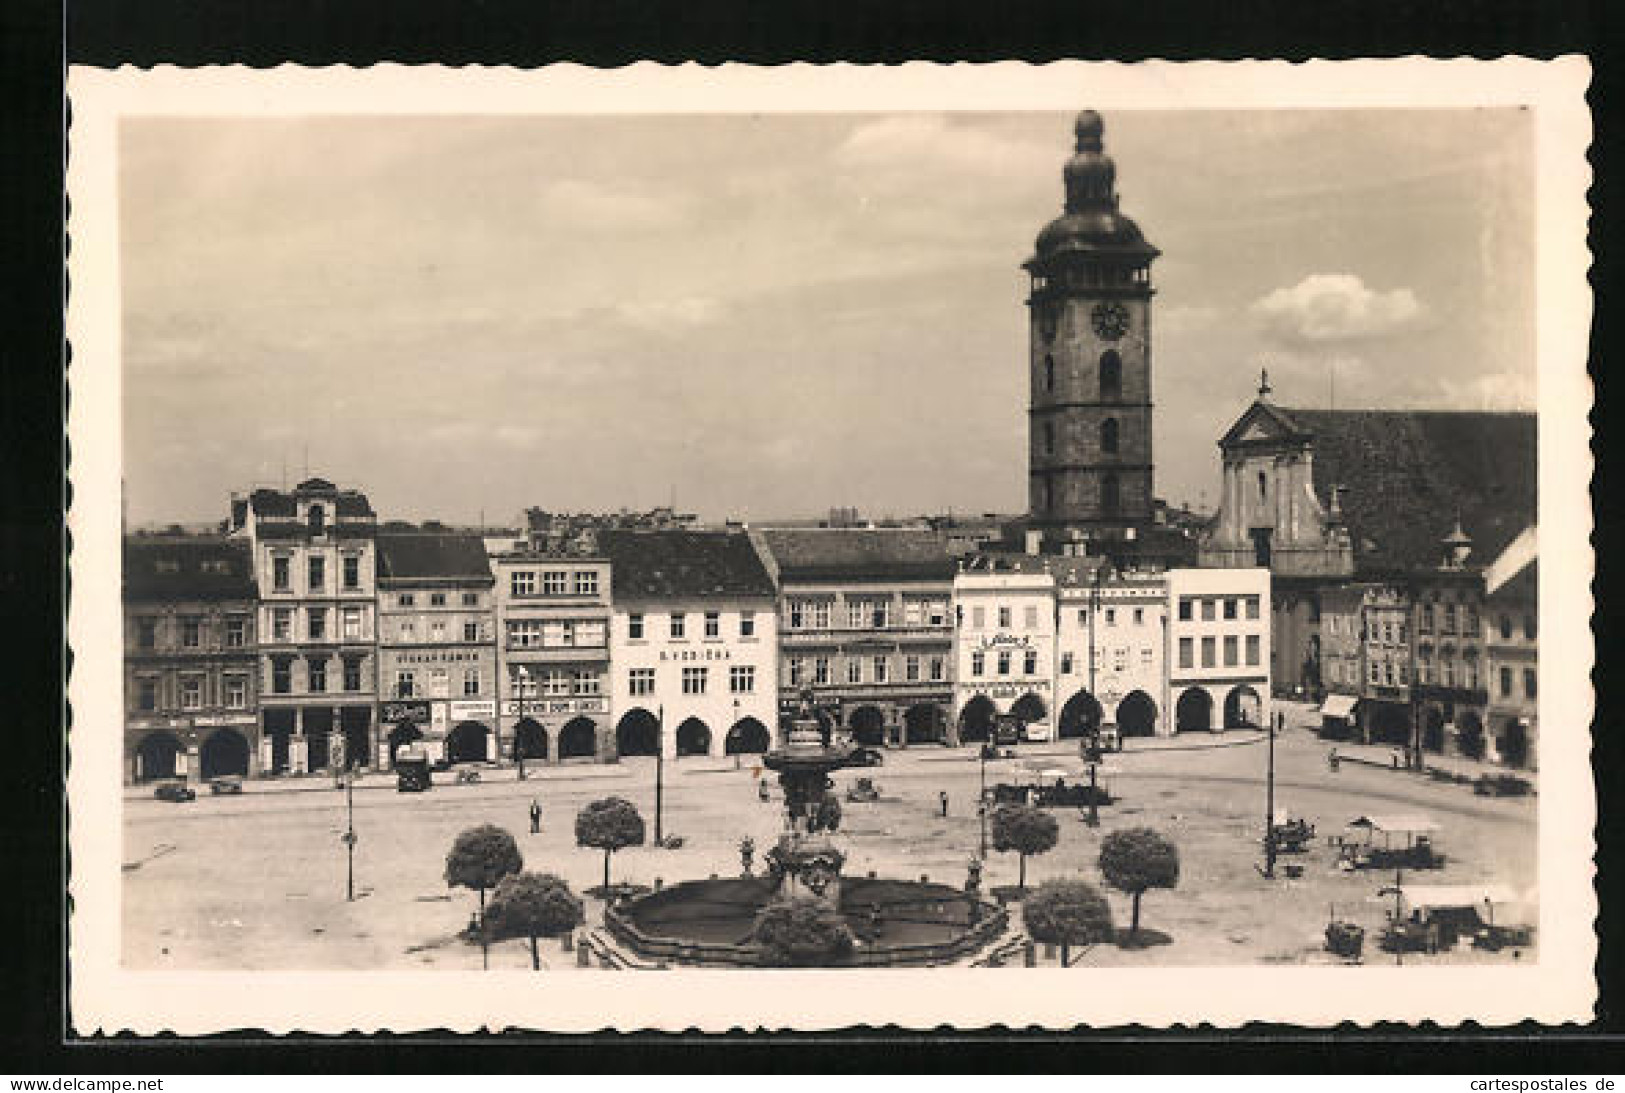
[1031,110,1159,263]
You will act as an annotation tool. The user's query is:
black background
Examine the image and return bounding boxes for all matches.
[4,0,1618,1072]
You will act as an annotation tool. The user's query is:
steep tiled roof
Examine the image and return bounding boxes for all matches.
[752,528,959,582]
[1276,407,1536,573]
[123,536,255,601]
[600,530,775,599]
[248,484,375,518]
[376,532,492,584]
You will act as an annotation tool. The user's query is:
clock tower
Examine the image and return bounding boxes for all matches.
[1024,110,1159,549]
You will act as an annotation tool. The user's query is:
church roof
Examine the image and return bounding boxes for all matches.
[599,530,775,600]
[752,528,959,583]
[1271,405,1536,573]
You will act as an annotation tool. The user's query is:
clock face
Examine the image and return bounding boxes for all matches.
[1091,301,1130,341]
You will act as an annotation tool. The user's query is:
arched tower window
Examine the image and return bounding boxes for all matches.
[1043,421,1055,456]
[1101,473,1120,514]
[1257,471,1268,502]
[1100,418,1119,455]
[1044,355,1055,393]
[1042,477,1054,514]
[308,504,326,536]
[1099,351,1121,400]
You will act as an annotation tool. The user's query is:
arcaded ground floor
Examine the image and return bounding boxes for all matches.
[121,702,1536,972]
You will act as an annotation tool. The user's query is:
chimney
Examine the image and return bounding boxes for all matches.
[1024,528,1043,555]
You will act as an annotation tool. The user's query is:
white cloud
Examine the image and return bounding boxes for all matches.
[612,296,724,331]
[832,114,1052,182]
[1251,273,1425,344]
[540,179,673,230]
[1431,370,1536,411]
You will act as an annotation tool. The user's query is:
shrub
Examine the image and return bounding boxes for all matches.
[575,796,647,891]
[753,896,855,967]
[990,803,1060,893]
[445,824,524,915]
[1098,827,1179,941]
[1457,719,1487,760]
[483,872,584,970]
[1023,879,1115,966]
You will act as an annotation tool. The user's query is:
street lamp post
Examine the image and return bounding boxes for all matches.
[978,743,991,858]
[515,665,530,781]
[1261,713,1278,879]
[342,769,357,902]
[654,703,665,845]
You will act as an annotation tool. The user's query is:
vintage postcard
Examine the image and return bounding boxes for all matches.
[66,59,1594,1033]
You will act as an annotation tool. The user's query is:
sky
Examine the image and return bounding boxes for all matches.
[120,108,1534,527]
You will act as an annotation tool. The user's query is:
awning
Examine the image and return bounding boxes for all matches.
[1320,694,1359,719]
[1349,814,1441,834]
[1395,884,1524,909]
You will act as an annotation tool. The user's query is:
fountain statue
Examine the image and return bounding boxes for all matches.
[761,690,854,904]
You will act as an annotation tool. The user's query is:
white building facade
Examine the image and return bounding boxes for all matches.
[951,565,1058,742]
[1166,567,1272,732]
[1054,564,1170,739]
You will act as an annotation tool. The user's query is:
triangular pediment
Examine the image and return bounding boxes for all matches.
[1218,400,1311,450]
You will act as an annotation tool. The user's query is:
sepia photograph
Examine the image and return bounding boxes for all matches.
[66,59,1594,1032]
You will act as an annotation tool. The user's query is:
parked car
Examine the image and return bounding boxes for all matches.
[846,776,882,803]
[153,781,196,803]
[848,747,885,768]
[396,746,432,792]
[208,777,243,796]
[1474,773,1534,797]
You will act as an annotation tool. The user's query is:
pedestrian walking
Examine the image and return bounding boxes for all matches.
[939,790,949,818]
[528,797,541,835]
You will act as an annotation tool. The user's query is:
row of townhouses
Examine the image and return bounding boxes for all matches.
[123,478,1276,784]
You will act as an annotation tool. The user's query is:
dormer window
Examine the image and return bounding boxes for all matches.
[308,504,326,536]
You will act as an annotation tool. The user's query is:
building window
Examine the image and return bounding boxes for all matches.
[1043,421,1055,456]
[507,620,542,649]
[1142,646,1154,667]
[543,571,569,595]
[704,612,721,639]
[997,650,1012,676]
[1421,604,1434,633]
[308,608,327,641]
[1443,604,1457,635]
[180,677,203,709]
[1100,418,1119,455]
[224,675,247,709]
[1201,599,1216,622]
[272,555,291,591]
[1524,615,1537,641]
[629,668,655,696]
[1024,649,1038,675]
[814,657,831,684]
[1061,652,1074,674]
[463,669,481,696]
[136,617,157,650]
[1105,608,1116,627]
[905,654,921,682]
[510,669,538,699]
[1200,636,1216,668]
[683,666,708,695]
[847,600,867,629]
[1245,634,1261,666]
[930,656,946,682]
[399,593,416,608]
[1223,635,1238,667]
[1223,598,1238,621]
[575,570,599,596]
[394,670,415,698]
[1178,598,1193,621]
[425,592,443,607]
[970,652,985,677]
[511,571,535,597]
[789,601,805,629]
[136,677,158,711]
[543,669,572,697]
[463,592,479,607]
[217,617,244,650]
[340,607,360,641]
[272,658,292,694]
[1369,661,1381,684]
[463,621,481,643]
[1258,471,1268,502]
[342,555,360,590]
[180,617,201,648]
[872,657,889,684]
[1178,638,1193,670]
[928,601,948,627]
[1044,354,1055,392]
[730,665,756,694]
[1099,350,1121,399]
[574,671,601,697]
[1524,668,1537,699]
[272,608,293,642]
[400,620,417,643]
[789,658,804,687]
[307,657,327,693]
[1133,607,1144,625]
[1024,605,1039,629]
[1499,614,1512,640]
[998,606,1011,629]
[624,613,644,640]
[343,657,362,692]
[1500,666,1514,697]
[308,555,325,592]
[430,621,446,642]
[847,658,863,684]
[972,606,986,629]
[670,613,686,639]
[739,611,756,638]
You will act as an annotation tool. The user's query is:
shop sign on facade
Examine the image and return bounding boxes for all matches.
[193,713,257,727]
[380,700,432,724]
[500,696,608,717]
[449,699,496,720]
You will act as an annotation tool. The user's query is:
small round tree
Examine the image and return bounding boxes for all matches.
[575,796,646,894]
[753,896,855,967]
[1023,878,1115,966]
[445,824,524,917]
[1098,827,1180,944]
[990,803,1060,894]
[483,872,584,971]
